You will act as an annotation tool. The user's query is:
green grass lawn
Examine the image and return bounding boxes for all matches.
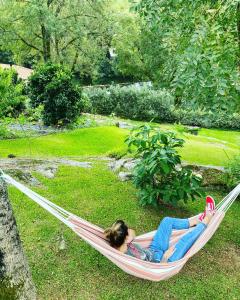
[9,164,240,300]
[0,124,239,166]
[2,121,240,299]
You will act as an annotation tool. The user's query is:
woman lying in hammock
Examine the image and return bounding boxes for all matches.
[104,196,215,263]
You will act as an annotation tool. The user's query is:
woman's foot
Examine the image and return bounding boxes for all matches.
[202,209,214,225]
[206,195,215,211]
[198,195,215,222]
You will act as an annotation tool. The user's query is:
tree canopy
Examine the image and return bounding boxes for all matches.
[0,0,239,111]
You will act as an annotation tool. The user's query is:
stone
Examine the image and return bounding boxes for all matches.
[115,121,133,129]
[123,159,139,171]
[6,169,41,186]
[118,172,133,181]
[184,126,200,135]
[108,159,126,171]
[58,159,92,168]
[36,165,58,178]
[182,162,225,172]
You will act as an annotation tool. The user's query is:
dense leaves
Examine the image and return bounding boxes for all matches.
[85,85,240,129]
[0,67,26,118]
[28,63,83,126]
[225,156,240,189]
[85,85,174,121]
[130,0,240,112]
[125,125,203,206]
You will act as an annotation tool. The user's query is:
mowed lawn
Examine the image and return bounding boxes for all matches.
[9,164,240,300]
[0,125,239,166]
[1,123,240,299]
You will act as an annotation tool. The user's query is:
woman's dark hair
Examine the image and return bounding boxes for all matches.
[104,220,128,247]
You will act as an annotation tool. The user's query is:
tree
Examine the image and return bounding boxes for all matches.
[0,178,36,300]
[111,14,147,81]
[0,0,110,71]
[130,0,240,112]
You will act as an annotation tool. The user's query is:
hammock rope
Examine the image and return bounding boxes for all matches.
[1,171,239,281]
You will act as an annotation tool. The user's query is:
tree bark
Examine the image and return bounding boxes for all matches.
[0,179,36,300]
[41,24,51,62]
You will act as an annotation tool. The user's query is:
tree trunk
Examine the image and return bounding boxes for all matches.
[0,179,36,300]
[41,25,51,62]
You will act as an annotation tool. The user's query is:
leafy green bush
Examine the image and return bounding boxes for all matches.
[28,63,83,126]
[0,67,26,118]
[0,123,14,139]
[173,108,240,130]
[85,85,174,122]
[86,87,117,115]
[125,124,203,207]
[86,85,240,130]
[225,156,240,189]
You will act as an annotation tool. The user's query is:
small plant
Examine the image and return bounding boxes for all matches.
[125,124,203,207]
[107,148,127,159]
[0,67,26,118]
[225,156,240,189]
[0,123,14,139]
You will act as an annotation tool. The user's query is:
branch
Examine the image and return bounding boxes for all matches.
[55,0,65,17]
[15,32,42,53]
[60,37,78,52]
[60,13,97,20]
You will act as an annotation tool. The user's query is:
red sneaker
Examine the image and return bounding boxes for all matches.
[198,195,215,221]
[206,195,215,212]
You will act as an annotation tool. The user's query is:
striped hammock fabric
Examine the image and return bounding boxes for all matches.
[1,172,240,281]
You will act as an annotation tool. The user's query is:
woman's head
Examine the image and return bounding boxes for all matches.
[104,220,128,248]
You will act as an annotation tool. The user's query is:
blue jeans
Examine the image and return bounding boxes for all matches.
[149,217,206,262]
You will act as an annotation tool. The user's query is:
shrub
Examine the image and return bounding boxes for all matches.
[125,124,203,207]
[172,108,240,130]
[85,85,174,122]
[86,87,117,115]
[224,156,240,189]
[0,67,26,118]
[85,84,240,130]
[0,123,14,139]
[28,63,83,126]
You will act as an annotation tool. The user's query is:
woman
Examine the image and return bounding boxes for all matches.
[104,196,215,263]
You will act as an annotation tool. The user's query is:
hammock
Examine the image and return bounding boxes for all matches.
[1,172,240,281]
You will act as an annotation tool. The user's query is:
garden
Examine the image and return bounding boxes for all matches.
[0,1,240,300]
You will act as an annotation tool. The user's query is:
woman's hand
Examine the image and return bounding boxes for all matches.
[162,246,176,263]
[125,228,136,243]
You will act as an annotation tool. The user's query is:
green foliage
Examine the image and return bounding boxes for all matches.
[125,124,203,206]
[131,0,240,112]
[0,123,15,140]
[86,85,174,122]
[86,87,117,115]
[28,63,83,126]
[0,0,118,83]
[86,85,240,129]
[111,13,146,81]
[173,108,240,130]
[0,49,13,64]
[0,67,26,118]
[24,103,44,122]
[106,148,127,159]
[225,156,240,189]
